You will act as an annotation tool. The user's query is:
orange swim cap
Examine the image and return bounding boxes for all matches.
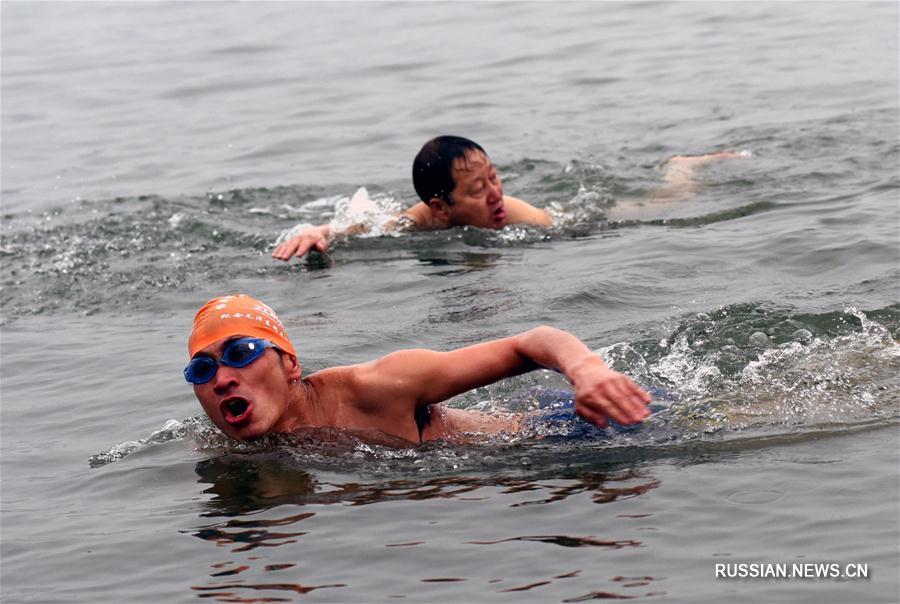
[188,294,297,358]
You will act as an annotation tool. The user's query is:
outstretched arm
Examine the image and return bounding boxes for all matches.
[354,326,650,428]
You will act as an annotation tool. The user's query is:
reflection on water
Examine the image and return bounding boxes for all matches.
[419,250,523,325]
[562,584,666,602]
[416,250,504,274]
[427,282,524,325]
[504,468,660,506]
[192,514,311,553]
[189,459,663,601]
[195,457,317,517]
[468,535,641,549]
[190,580,347,600]
[195,458,661,514]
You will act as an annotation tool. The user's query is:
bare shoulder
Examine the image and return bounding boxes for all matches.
[402,202,433,229]
[306,365,360,399]
[316,350,437,410]
[366,349,440,384]
[306,363,393,418]
[503,195,552,226]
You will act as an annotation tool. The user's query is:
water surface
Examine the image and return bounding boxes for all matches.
[2,2,898,603]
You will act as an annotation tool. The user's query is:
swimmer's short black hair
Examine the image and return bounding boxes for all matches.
[412,135,487,205]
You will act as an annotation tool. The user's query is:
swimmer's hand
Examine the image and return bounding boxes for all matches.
[568,355,652,428]
[272,224,331,261]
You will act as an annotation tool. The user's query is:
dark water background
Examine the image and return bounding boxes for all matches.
[2,2,898,603]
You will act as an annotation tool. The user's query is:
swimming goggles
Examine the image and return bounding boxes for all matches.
[184,337,277,385]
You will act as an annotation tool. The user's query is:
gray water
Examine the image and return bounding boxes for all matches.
[2,2,898,603]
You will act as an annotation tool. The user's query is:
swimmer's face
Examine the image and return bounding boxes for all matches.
[443,150,506,229]
[191,335,301,441]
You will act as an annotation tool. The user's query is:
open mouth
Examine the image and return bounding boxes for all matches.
[492,203,506,223]
[221,397,253,424]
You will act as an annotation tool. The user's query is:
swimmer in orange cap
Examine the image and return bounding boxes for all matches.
[186,294,652,443]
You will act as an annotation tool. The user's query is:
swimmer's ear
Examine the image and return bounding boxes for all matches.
[427,197,451,225]
[283,354,302,381]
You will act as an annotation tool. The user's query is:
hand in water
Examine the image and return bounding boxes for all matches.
[272,225,330,261]
[568,356,652,428]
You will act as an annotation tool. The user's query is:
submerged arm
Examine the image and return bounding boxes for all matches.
[607,150,750,220]
[654,151,750,202]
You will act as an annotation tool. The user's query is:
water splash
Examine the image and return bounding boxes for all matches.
[545,184,613,233]
[1,194,271,319]
[88,417,210,467]
[273,187,406,247]
[0,172,782,322]
[727,305,900,429]
[329,187,405,238]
